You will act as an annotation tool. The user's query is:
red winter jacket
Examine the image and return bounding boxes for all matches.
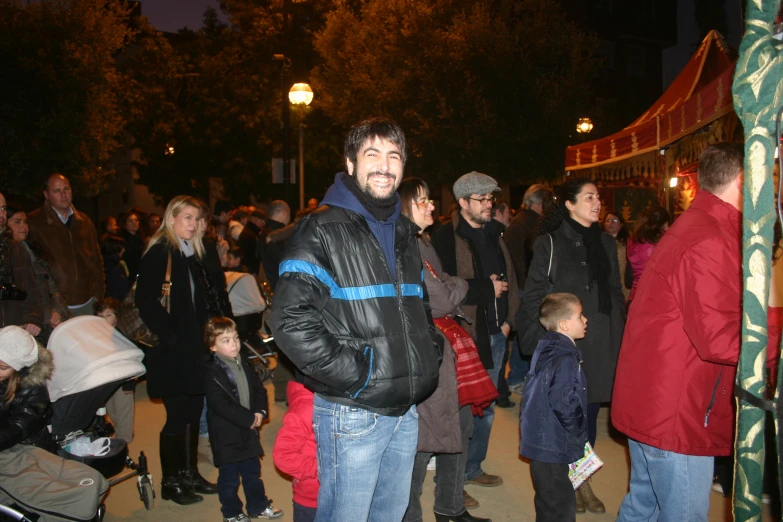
[612,191,741,457]
[272,382,319,508]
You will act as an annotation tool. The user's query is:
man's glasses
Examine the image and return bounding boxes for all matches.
[605,218,620,224]
[468,196,495,205]
[415,199,434,207]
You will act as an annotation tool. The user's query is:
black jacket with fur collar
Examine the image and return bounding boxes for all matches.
[0,346,53,452]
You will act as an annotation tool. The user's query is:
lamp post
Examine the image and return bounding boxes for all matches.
[289,83,313,210]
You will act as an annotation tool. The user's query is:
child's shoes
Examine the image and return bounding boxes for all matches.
[223,515,250,522]
[248,502,283,519]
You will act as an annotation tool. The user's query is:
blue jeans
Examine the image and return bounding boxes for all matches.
[217,457,269,518]
[464,332,505,480]
[507,290,530,387]
[313,395,419,522]
[617,439,713,522]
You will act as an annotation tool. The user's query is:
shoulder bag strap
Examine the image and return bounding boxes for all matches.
[161,252,172,313]
[547,233,553,279]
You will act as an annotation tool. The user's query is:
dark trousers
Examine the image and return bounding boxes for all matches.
[293,501,317,522]
[586,402,601,448]
[217,456,269,518]
[403,406,473,521]
[530,460,575,522]
[162,394,204,434]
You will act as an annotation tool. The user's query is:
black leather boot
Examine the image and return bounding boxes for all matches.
[180,423,218,495]
[160,432,203,505]
[435,511,492,522]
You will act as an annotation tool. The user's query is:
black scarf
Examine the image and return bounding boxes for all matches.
[564,216,612,315]
[342,173,399,222]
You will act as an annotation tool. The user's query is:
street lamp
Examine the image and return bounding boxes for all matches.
[576,117,594,134]
[289,83,313,210]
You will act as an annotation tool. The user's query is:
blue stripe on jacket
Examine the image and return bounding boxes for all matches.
[280,259,423,300]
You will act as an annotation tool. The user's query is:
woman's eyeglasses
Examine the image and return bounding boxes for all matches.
[415,199,434,207]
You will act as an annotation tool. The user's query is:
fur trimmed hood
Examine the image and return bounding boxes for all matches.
[19,346,54,388]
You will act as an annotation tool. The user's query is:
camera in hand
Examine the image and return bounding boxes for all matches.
[0,283,27,301]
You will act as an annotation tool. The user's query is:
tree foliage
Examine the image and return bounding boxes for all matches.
[312,0,598,183]
[135,1,345,205]
[0,0,134,196]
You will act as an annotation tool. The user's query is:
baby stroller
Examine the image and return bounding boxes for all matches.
[225,272,276,381]
[46,317,154,511]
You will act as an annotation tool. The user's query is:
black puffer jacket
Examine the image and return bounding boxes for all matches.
[0,346,54,452]
[270,175,441,416]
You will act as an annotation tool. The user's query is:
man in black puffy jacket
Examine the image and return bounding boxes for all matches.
[271,118,441,522]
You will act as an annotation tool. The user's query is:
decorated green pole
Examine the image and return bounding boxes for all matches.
[731,0,782,519]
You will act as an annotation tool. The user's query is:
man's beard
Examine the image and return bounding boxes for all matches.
[467,207,491,225]
[359,171,398,204]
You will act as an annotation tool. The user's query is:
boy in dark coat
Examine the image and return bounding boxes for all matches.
[204,317,282,521]
[519,293,588,522]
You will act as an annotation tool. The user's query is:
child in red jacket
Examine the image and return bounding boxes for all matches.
[272,380,318,522]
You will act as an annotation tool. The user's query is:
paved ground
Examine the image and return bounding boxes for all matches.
[102,383,774,522]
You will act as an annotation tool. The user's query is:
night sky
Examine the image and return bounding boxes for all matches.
[141,0,222,33]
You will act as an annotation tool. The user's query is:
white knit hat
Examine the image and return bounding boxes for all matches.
[0,326,39,371]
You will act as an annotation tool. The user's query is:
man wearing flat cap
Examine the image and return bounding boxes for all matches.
[432,171,519,491]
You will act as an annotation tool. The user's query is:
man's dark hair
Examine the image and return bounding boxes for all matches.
[492,200,509,218]
[698,142,744,194]
[344,117,407,172]
[539,293,582,332]
[214,199,233,216]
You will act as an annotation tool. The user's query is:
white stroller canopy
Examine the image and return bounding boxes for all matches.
[47,316,146,402]
[226,272,267,317]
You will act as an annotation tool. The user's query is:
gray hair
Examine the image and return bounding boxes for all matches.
[522,184,551,208]
[268,200,290,220]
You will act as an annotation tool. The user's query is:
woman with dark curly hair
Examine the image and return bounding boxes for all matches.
[520,178,626,514]
[626,206,670,304]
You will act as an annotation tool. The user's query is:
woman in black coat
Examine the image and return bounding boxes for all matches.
[136,195,217,506]
[519,178,626,514]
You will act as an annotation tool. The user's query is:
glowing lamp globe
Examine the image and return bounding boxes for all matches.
[289,83,314,105]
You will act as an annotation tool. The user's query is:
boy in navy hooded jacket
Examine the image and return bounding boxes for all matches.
[519,293,588,522]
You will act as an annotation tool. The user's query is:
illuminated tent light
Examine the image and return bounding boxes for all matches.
[576,117,594,134]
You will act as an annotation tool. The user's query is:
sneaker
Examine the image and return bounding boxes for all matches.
[711,482,724,495]
[248,504,283,519]
[427,456,437,471]
[465,472,503,487]
[223,515,250,522]
[508,382,524,395]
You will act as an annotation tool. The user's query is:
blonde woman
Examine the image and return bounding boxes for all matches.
[136,195,217,505]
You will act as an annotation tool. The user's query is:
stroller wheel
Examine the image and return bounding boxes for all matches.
[138,478,155,511]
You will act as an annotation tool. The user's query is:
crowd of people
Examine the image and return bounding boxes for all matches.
[0,116,763,522]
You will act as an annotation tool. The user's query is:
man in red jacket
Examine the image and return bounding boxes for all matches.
[613,142,744,521]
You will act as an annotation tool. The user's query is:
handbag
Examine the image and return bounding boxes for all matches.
[116,252,172,346]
